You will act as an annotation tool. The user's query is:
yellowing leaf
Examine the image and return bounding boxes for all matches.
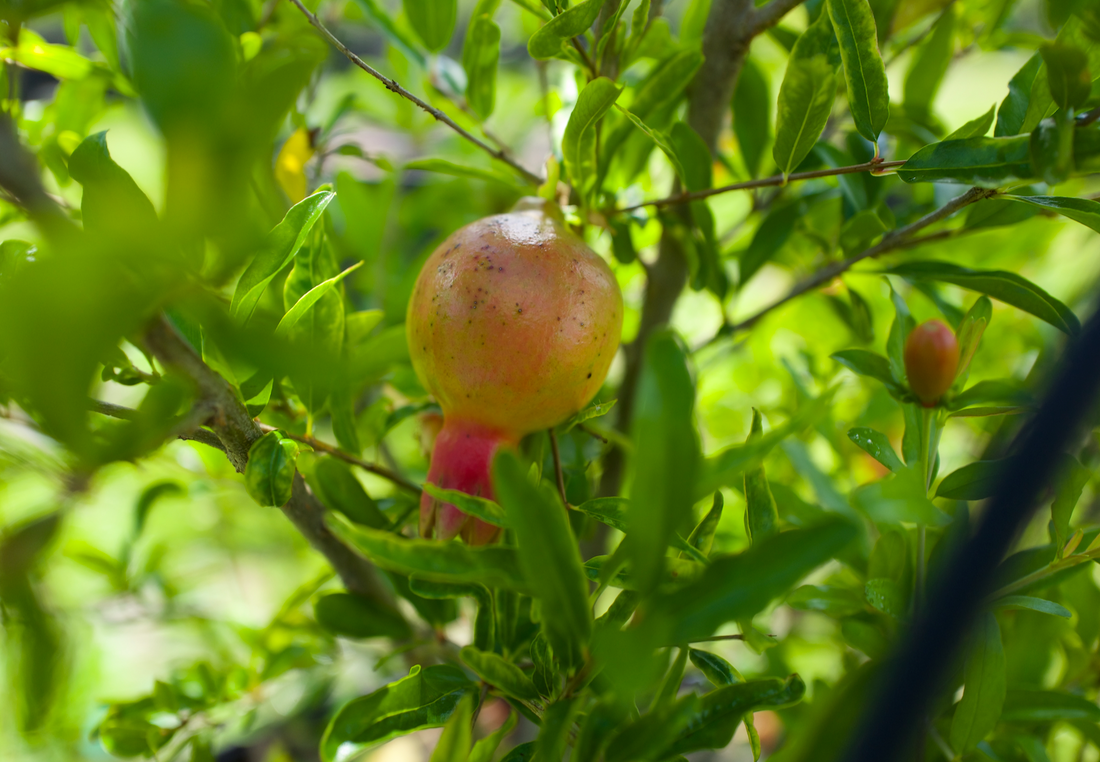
[275,127,315,203]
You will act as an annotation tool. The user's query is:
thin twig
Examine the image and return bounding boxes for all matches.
[577,423,608,444]
[617,160,907,213]
[258,423,422,495]
[702,187,993,347]
[285,0,542,186]
[548,428,569,507]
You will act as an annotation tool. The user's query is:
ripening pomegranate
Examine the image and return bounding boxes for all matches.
[407,201,623,544]
[904,320,959,406]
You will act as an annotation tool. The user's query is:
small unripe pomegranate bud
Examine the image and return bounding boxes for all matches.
[904,320,959,406]
[407,201,623,543]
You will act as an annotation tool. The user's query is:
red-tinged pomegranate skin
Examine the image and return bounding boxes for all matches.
[408,205,623,542]
[904,320,960,406]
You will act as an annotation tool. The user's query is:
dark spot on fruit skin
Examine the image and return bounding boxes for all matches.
[587,373,592,378]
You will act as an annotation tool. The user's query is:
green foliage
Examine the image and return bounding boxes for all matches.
[4,0,1100,759]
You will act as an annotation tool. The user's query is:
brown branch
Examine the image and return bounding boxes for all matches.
[285,0,542,186]
[138,317,397,607]
[141,316,262,472]
[711,186,994,342]
[549,428,569,507]
[602,0,766,498]
[617,160,907,212]
[751,0,809,35]
[89,399,229,453]
[1,96,398,614]
[257,423,422,496]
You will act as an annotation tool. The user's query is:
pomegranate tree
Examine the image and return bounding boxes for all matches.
[407,202,623,543]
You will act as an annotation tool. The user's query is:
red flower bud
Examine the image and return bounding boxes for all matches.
[904,320,960,405]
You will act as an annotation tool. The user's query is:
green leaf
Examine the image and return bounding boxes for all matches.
[1002,689,1100,722]
[563,77,622,200]
[642,519,857,645]
[1040,43,1091,111]
[430,692,474,762]
[614,105,687,180]
[535,698,582,761]
[573,497,705,562]
[407,577,491,646]
[884,261,1080,335]
[463,13,501,119]
[244,431,299,507]
[460,646,539,701]
[664,675,806,756]
[949,612,1006,753]
[352,0,427,66]
[422,483,508,528]
[996,54,1042,137]
[732,58,770,177]
[275,262,362,338]
[773,55,836,177]
[851,467,949,525]
[405,158,519,185]
[992,595,1072,618]
[902,4,954,119]
[2,29,93,80]
[309,457,388,529]
[68,132,158,239]
[897,135,1032,186]
[403,0,456,51]
[946,105,996,140]
[1030,113,1074,186]
[527,0,603,59]
[936,460,1006,500]
[327,513,530,592]
[493,450,591,668]
[231,190,334,322]
[740,199,805,286]
[623,330,699,595]
[500,742,536,762]
[560,398,616,431]
[787,584,867,616]
[948,380,1032,411]
[831,349,907,397]
[320,665,477,762]
[470,710,517,762]
[598,49,703,185]
[953,296,992,389]
[1051,454,1090,552]
[864,577,908,619]
[744,410,779,545]
[606,694,701,762]
[847,427,904,472]
[827,0,890,142]
[689,648,744,687]
[1006,195,1100,234]
[654,646,690,709]
[314,592,412,639]
[685,492,723,557]
[695,392,833,499]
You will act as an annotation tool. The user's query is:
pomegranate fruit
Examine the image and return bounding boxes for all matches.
[407,201,623,543]
[904,320,959,406]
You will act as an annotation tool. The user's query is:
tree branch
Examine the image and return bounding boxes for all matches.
[257,423,422,495]
[708,186,994,343]
[617,160,907,212]
[752,0,809,36]
[285,0,542,186]
[601,0,761,498]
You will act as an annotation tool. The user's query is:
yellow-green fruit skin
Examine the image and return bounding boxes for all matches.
[407,209,623,437]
